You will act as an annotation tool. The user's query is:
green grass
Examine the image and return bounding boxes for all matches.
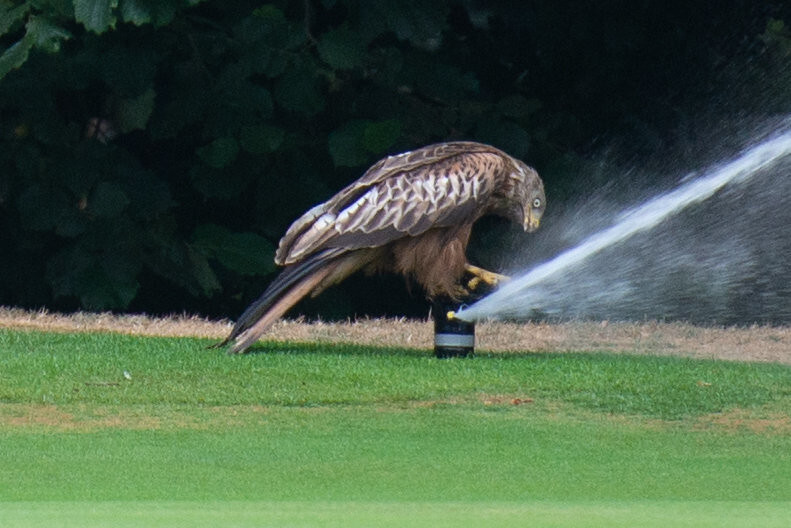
[1,328,791,526]
[3,330,789,417]
[2,501,790,528]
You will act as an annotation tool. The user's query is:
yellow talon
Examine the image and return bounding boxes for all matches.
[447,310,456,320]
[465,264,509,290]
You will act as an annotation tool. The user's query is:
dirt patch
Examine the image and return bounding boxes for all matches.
[2,404,77,429]
[1,307,790,364]
[0,403,274,432]
[0,403,162,432]
[479,394,535,406]
[694,408,791,435]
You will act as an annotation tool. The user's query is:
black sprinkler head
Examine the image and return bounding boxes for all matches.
[433,301,475,358]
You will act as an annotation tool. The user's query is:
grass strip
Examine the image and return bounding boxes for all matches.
[2,404,791,502]
[1,328,790,526]
[2,501,790,528]
[2,329,790,418]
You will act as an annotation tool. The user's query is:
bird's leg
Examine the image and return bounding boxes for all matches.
[451,284,472,301]
[464,264,509,291]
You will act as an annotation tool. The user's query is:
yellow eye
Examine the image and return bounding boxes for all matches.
[532,198,542,208]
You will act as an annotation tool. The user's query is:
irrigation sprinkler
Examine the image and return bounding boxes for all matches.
[433,301,475,358]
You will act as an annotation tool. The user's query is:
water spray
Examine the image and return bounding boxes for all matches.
[455,127,791,323]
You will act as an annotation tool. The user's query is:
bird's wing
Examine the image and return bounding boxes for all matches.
[276,143,508,265]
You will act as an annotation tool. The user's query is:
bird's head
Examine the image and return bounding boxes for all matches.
[508,161,546,233]
[522,185,545,233]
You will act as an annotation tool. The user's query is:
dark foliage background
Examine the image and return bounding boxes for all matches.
[1,0,790,321]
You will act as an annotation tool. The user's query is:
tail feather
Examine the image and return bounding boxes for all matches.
[230,265,338,353]
[216,249,345,353]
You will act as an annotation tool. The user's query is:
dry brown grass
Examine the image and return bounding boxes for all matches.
[694,408,791,435]
[0,402,274,432]
[1,306,790,364]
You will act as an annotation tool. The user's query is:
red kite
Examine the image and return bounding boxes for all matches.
[221,142,545,353]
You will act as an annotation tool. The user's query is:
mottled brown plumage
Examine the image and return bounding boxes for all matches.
[221,141,545,353]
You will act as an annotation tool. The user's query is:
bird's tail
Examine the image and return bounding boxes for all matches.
[216,249,345,353]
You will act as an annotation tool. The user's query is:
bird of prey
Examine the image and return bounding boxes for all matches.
[220,141,545,353]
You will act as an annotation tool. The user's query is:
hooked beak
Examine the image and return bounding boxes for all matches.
[523,214,540,233]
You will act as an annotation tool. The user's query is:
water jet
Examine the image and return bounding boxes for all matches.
[456,126,791,324]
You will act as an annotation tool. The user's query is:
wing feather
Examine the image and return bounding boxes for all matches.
[275,142,510,265]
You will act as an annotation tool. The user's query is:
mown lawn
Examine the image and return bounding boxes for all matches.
[1,329,790,527]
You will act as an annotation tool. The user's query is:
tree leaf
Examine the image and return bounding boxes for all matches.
[74,0,118,34]
[318,27,365,70]
[46,243,141,310]
[0,14,68,79]
[119,0,179,26]
[189,165,248,200]
[362,119,400,154]
[75,263,139,310]
[0,37,33,80]
[17,184,57,231]
[273,63,325,116]
[144,241,221,298]
[215,80,273,121]
[185,246,222,296]
[196,137,239,169]
[252,4,287,25]
[46,246,92,300]
[475,119,531,161]
[328,119,400,166]
[328,120,369,167]
[55,208,89,238]
[28,0,74,18]
[497,95,542,119]
[27,16,72,52]
[116,87,156,132]
[122,168,174,219]
[148,85,208,139]
[0,2,30,37]
[239,124,284,154]
[191,223,276,275]
[360,0,448,49]
[77,266,139,309]
[100,45,157,97]
[410,60,479,102]
[90,181,130,218]
[119,0,151,25]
